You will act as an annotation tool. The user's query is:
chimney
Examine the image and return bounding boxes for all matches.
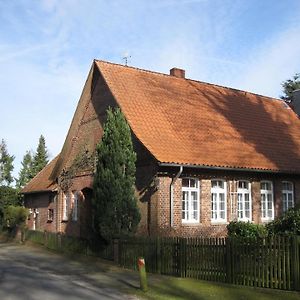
[292,89,300,117]
[170,67,185,78]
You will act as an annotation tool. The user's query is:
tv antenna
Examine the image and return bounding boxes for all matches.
[122,53,131,66]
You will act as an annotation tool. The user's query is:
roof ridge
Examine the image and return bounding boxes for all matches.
[95,59,281,103]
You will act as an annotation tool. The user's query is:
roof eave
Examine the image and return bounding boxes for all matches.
[158,162,300,175]
[22,189,57,195]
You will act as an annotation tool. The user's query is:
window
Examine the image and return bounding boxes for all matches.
[282,181,294,212]
[47,209,54,222]
[182,178,199,223]
[237,181,251,221]
[62,193,69,221]
[261,181,274,221]
[211,180,227,222]
[72,192,79,221]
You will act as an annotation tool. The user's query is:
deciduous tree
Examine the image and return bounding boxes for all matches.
[280,73,300,102]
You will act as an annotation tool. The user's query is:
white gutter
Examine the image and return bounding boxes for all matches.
[170,166,183,227]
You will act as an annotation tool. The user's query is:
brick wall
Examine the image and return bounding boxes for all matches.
[148,172,300,238]
[58,173,93,238]
[24,192,57,232]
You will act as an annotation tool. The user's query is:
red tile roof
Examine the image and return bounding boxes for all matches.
[96,60,300,173]
[24,60,300,195]
[22,156,59,193]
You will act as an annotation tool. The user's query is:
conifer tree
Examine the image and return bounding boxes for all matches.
[16,151,33,189]
[32,135,49,177]
[93,107,140,240]
[0,139,14,186]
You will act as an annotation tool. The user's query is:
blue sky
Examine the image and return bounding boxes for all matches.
[0,0,300,180]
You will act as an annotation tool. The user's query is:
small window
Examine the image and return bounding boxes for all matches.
[62,193,69,221]
[237,181,251,222]
[282,181,294,212]
[261,181,274,221]
[211,179,227,222]
[182,178,200,223]
[72,192,79,221]
[48,209,54,222]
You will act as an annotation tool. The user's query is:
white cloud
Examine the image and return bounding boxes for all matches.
[236,25,300,98]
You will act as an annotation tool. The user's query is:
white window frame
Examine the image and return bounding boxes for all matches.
[62,193,69,221]
[237,180,252,222]
[261,181,274,222]
[182,178,200,223]
[47,209,54,222]
[282,181,294,213]
[72,192,79,221]
[211,179,227,223]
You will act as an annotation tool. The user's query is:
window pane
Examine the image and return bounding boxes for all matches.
[267,194,272,209]
[190,179,196,188]
[211,180,218,188]
[261,182,271,190]
[245,209,250,219]
[261,193,266,217]
[183,191,188,200]
[191,191,197,200]
[219,181,224,189]
[193,201,198,211]
[182,178,189,187]
[283,182,293,191]
[211,193,217,218]
[220,211,225,219]
[245,201,250,210]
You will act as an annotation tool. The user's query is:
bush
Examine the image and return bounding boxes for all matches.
[227,221,267,238]
[266,209,300,235]
[4,205,28,229]
[0,186,22,228]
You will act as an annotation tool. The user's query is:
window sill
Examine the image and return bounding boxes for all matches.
[61,219,68,222]
[237,219,253,223]
[181,222,200,226]
[261,219,274,223]
[211,220,228,225]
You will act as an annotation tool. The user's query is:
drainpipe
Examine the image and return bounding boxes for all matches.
[170,166,183,228]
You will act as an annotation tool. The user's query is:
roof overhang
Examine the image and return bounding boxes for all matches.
[158,162,300,175]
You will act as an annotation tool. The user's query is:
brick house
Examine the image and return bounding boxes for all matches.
[22,60,300,238]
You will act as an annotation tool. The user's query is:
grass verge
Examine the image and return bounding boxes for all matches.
[133,276,300,300]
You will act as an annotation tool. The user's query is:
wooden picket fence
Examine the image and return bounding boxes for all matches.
[118,236,300,291]
[24,230,300,291]
[25,230,114,261]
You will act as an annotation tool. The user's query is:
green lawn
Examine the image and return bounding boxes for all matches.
[133,276,300,300]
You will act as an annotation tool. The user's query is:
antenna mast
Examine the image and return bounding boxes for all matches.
[122,53,131,66]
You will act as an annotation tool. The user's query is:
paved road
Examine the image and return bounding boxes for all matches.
[0,242,139,300]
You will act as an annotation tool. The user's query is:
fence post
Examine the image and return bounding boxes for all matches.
[157,237,161,274]
[179,238,187,278]
[226,237,232,283]
[292,236,300,291]
[113,239,120,264]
